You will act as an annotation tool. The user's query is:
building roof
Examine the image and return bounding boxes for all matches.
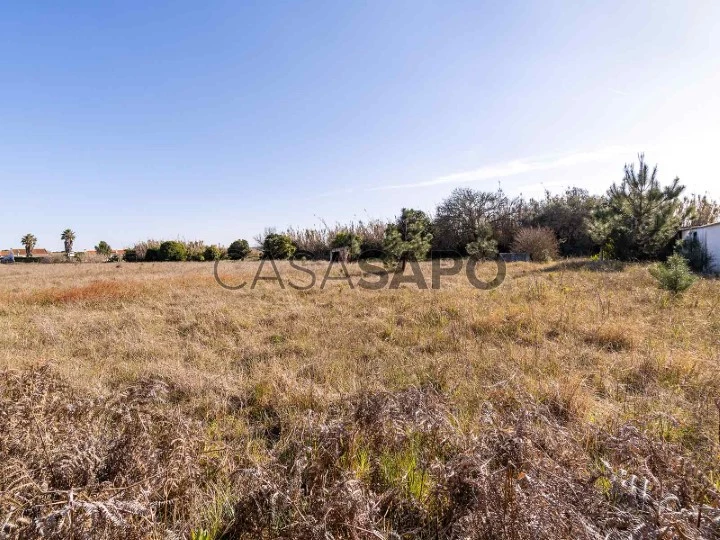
[680,221,720,231]
[1,248,50,256]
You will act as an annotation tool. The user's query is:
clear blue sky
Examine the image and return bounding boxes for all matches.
[2,1,719,251]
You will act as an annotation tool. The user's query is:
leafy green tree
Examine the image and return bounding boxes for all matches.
[262,233,296,259]
[383,208,433,269]
[21,233,37,257]
[528,188,602,256]
[433,188,524,253]
[95,240,112,256]
[649,253,696,294]
[145,247,161,261]
[330,230,361,260]
[61,229,76,256]
[204,245,224,261]
[228,239,251,260]
[123,248,138,262]
[159,240,188,261]
[591,154,686,260]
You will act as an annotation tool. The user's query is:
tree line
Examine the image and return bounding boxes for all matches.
[247,154,718,268]
[15,155,720,267]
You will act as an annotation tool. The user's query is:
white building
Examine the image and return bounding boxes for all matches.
[680,221,720,272]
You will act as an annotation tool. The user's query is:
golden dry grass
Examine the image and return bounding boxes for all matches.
[1,259,719,539]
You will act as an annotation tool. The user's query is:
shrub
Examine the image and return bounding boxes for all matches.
[649,253,696,294]
[465,222,498,259]
[145,247,161,262]
[228,239,251,260]
[123,249,138,262]
[204,245,224,261]
[128,240,161,261]
[159,241,188,262]
[511,227,559,262]
[331,231,361,259]
[676,236,712,273]
[383,208,433,267]
[262,234,295,259]
[95,241,112,256]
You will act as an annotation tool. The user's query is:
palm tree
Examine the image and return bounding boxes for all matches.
[21,233,37,257]
[61,229,76,256]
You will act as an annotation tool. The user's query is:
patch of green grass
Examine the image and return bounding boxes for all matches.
[340,437,371,481]
[379,436,431,502]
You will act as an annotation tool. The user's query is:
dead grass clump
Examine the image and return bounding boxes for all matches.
[0,366,206,538]
[226,386,720,539]
[470,308,539,344]
[535,378,591,424]
[621,357,659,393]
[584,323,637,352]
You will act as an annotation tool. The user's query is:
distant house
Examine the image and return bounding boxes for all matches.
[680,221,720,272]
[1,248,50,258]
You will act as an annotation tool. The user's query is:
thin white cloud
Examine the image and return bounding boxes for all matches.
[609,88,630,96]
[370,145,636,191]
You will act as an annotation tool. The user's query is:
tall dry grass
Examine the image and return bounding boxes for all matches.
[0,260,719,538]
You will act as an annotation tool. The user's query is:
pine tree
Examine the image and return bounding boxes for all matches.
[383,208,433,270]
[592,154,686,260]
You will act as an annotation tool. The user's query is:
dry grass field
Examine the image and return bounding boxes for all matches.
[1,260,719,539]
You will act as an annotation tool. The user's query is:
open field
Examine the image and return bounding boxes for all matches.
[1,260,719,539]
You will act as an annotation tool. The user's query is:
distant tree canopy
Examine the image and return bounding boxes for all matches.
[204,244,225,261]
[433,188,525,253]
[95,241,112,256]
[383,208,433,268]
[262,233,296,259]
[527,188,602,256]
[679,194,720,227]
[590,154,686,261]
[227,239,251,260]
[76,153,703,267]
[159,241,188,262]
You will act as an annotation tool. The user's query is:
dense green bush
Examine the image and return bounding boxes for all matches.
[262,234,295,259]
[228,239,251,260]
[465,222,498,259]
[383,208,433,268]
[649,253,696,293]
[95,241,112,256]
[145,247,161,262]
[159,241,188,262]
[123,249,138,262]
[330,231,361,259]
[204,245,224,261]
